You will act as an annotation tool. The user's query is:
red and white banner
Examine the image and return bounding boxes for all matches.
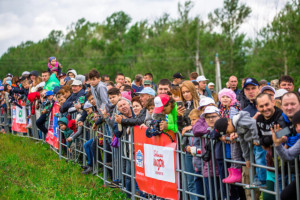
[12,101,27,133]
[134,126,178,200]
[46,103,60,149]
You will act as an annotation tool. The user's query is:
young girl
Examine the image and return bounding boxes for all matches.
[48,57,62,76]
[218,88,243,184]
[217,88,243,198]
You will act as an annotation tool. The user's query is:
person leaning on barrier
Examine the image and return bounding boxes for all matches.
[88,69,113,113]
[272,110,300,200]
[113,99,140,198]
[58,117,74,153]
[59,80,85,114]
[176,81,200,200]
[114,87,154,127]
[36,91,55,137]
[97,88,122,130]
[255,93,287,197]
[280,92,300,149]
[196,106,220,200]
[214,110,260,181]
[82,101,98,175]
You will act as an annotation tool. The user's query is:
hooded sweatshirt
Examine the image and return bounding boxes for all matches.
[58,117,74,148]
[232,111,259,161]
[90,81,113,112]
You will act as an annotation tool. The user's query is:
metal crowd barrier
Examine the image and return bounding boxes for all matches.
[2,104,300,200]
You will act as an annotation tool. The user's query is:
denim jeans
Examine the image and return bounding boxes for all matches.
[185,153,197,200]
[125,160,144,198]
[216,159,227,199]
[194,171,204,200]
[204,177,219,200]
[253,145,267,184]
[84,139,94,167]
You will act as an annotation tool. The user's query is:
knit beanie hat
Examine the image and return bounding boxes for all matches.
[214,118,229,135]
[218,88,237,106]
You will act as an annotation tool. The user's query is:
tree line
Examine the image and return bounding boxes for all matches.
[0,0,299,87]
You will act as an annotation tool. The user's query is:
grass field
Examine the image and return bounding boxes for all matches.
[0,133,126,199]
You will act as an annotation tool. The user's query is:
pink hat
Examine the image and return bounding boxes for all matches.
[218,88,237,106]
[153,94,170,114]
[121,91,132,101]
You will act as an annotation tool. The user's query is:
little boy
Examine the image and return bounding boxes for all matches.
[146,94,177,140]
[82,101,97,175]
[36,90,55,136]
[58,117,74,153]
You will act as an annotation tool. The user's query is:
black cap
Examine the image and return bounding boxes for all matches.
[173,72,185,79]
[292,110,300,126]
[243,77,259,89]
[214,118,229,135]
[30,71,39,77]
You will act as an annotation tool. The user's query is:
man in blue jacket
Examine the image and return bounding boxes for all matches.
[60,80,85,113]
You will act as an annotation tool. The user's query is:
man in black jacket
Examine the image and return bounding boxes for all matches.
[256,93,286,148]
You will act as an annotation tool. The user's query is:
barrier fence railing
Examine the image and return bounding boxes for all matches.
[1,103,299,200]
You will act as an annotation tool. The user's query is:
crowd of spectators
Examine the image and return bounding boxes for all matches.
[0,56,300,200]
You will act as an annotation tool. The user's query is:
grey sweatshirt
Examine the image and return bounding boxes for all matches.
[91,81,113,111]
[275,139,300,161]
[232,111,259,161]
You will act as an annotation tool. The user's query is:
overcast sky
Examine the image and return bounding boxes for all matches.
[0,0,289,57]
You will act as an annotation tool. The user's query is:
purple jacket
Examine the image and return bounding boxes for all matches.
[192,118,219,177]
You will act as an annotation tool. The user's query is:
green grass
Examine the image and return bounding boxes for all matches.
[0,134,126,200]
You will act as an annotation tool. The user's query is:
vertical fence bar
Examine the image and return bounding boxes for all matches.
[130,127,136,200]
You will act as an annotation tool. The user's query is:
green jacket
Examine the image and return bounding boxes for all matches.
[58,117,73,148]
[166,103,178,133]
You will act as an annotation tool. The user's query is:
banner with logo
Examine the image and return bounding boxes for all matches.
[12,101,27,133]
[46,103,60,149]
[134,126,178,200]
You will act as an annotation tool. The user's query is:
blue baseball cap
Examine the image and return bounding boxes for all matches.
[243,78,259,89]
[45,91,54,97]
[136,87,155,96]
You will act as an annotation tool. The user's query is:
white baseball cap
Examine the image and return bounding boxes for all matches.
[274,89,288,99]
[208,82,215,87]
[198,97,215,109]
[196,75,209,82]
[71,79,82,86]
[200,106,220,118]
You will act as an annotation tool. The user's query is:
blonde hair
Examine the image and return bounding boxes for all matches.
[188,109,201,118]
[180,81,200,108]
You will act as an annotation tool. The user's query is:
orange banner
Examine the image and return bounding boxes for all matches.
[134,126,178,200]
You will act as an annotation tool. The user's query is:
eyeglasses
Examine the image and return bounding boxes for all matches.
[205,115,218,120]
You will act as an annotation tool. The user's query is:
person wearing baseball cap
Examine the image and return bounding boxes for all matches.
[196,75,212,99]
[172,72,185,87]
[260,86,276,100]
[153,94,178,133]
[60,79,85,114]
[143,80,153,88]
[242,77,260,117]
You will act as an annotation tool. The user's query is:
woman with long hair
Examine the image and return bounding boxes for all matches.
[178,81,200,200]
